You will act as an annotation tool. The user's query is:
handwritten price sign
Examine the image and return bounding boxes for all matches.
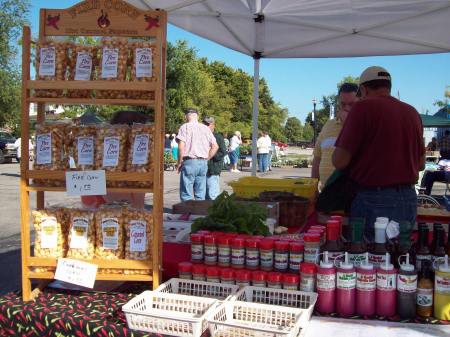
[54,258,98,289]
[65,170,106,196]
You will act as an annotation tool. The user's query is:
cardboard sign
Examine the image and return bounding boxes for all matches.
[65,170,106,196]
[54,258,98,289]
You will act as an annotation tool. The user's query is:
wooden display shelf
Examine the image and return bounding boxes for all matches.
[28,97,155,106]
[27,80,157,91]
[27,185,153,193]
[27,170,153,181]
[29,272,152,282]
[28,257,152,269]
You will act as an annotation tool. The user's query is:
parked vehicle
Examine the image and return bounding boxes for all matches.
[0,131,17,164]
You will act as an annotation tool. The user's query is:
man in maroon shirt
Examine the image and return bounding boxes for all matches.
[332,66,425,242]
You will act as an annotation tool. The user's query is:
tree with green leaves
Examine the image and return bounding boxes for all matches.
[284,117,303,143]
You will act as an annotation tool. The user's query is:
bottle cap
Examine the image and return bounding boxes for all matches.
[326,222,340,241]
[437,255,450,272]
[283,274,299,284]
[330,215,342,224]
[338,252,354,270]
[259,239,275,250]
[192,264,206,274]
[289,241,304,252]
[190,233,204,243]
[235,269,251,281]
[399,253,415,272]
[218,236,231,245]
[220,268,234,279]
[358,252,373,271]
[274,240,290,250]
[204,235,217,244]
[300,262,317,274]
[231,237,246,247]
[252,270,267,282]
[320,251,334,269]
[376,217,389,225]
[304,233,321,242]
[374,221,388,230]
[267,272,282,282]
[246,238,260,248]
[178,262,193,272]
[206,266,220,277]
[379,253,394,271]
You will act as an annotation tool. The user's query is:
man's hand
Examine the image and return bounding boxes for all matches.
[177,161,182,173]
[332,147,352,170]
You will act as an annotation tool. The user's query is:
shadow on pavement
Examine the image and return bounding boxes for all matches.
[0,248,21,295]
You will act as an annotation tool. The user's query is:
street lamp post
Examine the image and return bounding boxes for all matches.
[312,98,317,145]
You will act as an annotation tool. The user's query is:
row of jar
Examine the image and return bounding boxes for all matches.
[32,205,152,274]
[35,39,156,99]
[34,122,154,186]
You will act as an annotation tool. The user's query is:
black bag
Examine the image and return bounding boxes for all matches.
[316,170,358,213]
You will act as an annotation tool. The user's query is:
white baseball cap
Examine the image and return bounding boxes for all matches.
[359,66,391,85]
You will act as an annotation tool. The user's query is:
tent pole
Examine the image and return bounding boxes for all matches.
[251,56,260,176]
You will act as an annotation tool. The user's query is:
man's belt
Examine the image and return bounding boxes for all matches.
[183,156,207,160]
[358,184,414,192]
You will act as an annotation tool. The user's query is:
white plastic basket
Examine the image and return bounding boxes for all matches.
[207,301,305,337]
[122,291,218,337]
[156,278,240,300]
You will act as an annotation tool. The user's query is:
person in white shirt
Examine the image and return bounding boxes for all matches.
[14,138,34,162]
[228,131,242,172]
[257,131,271,172]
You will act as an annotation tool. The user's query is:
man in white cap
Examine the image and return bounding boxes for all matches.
[176,108,218,201]
[332,66,425,242]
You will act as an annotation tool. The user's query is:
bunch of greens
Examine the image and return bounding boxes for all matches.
[191,191,270,236]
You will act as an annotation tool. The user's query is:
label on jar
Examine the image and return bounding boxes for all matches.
[135,48,152,78]
[103,136,120,167]
[304,247,319,263]
[317,273,336,291]
[231,248,245,266]
[415,254,432,271]
[416,287,433,307]
[397,273,417,293]
[204,244,218,264]
[193,275,205,282]
[356,272,376,291]
[130,220,146,252]
[207,276,220,283]
[132,134,149,165]
[274,252,288,271]
[349,253,366,268]
[300,277,315,292]
[39,47,56,77]
[221,279,235,285]
[337,271,356,290]
[191,243,203,262]
[246,249,259,268]
[101,218,119,250]
[376,272,397,290]
[268,283,282,289]
[75,52,93,80]
[289,252,303,271]
[253,281,266,288]
[435,274,450,294]
[101,48,119,78]
[218,246,230,265]
[40,216,58,249]
[69,217,89,249]
[77,136,94,166]
[284,284,298,291]
[36,133,52,165]
[260,249,273,269]
[236,281,251,287]
[368,253,386,268]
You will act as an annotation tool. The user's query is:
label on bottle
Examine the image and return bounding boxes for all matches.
[101,48,119,78]
[132,134,149,165]
[135,48,153,78]
[431,255,445,271]
[246,249,259,268]
[417,287,433,307]
[397,273,417,293]
[39,47,56,76]
[289,252,303,271]
[337,271,356,290]
[218,246,230,265]
[260,249,273,269]
[304,247,319,263]
[368,253,387,268]
[77,136,94,166]
[376,272,397,290]
[36,133,52,165]
[435,274,450,294]
[204,244,217,264]
[328,251,344,262]
[349,253,366,268]
[69,217,89,249]
[274,252,288,271]
[415,254,432,271]
[40,216,58,249]
[300,276,315,292]
[75,52,93,80]
[356,272,376,291]
[130,220,146,252]
[317,273,336,291]
[191,243,203,262]
[231,247,245,266]
[101,218,119,250]
[102,136,120,167]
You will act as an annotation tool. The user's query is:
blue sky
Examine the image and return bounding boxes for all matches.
[29,1,450,122]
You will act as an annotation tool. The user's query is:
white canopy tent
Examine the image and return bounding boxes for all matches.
[127,0,450,175]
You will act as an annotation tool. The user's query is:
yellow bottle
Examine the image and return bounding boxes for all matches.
[434,255,450,320]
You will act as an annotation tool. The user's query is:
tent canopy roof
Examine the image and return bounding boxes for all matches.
[129,0,450,58]
[420,114,450,128]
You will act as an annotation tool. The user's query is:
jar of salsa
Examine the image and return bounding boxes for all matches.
[192,264,206,281]
[218,236,231,267]
[231,237,246,269]
[304,233,321,264]
[274,241,290,272]
[289,241,304,272]
[191,233,204,264]
[245,238,260,270]
[236,269,252,287]
[300,262,317,292]
[178,262,193,280]
[204,235,218,266]
[252,270,267,287]
[220,268,235,284]
[267,272,283,289]
[260,239,275,271]
[206,266,220,283]
[283,274,300,291]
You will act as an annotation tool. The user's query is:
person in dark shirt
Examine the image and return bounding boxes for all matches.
[426,137,438,151]
[439,131,450,159]
[333,66,425,242]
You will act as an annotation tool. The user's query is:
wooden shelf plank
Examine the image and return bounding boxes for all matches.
[27,80,157,91]
[28,272,153,281]
[28,257,153,269]
[26,185,153,193]
[27,97,155,106]
[27,170,153,181]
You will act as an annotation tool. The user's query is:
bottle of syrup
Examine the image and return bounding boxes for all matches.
[416,260,433,318]
[348,217,367,268]
[415,225,431,272]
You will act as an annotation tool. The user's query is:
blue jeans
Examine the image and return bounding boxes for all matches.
[351,186,417,242]
[258,153,269,172]
[180,159,208,201]
[206,175,220,200]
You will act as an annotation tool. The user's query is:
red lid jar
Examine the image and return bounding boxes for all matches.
[178,262,193,280]
[206,266,220,283]
[252,271,267,287]
[267,272,283,289]
[220,268,235,285]
[191,233,205,264]
[192,264,206,281]
[260,239,275,272]
[245,239,260,270]
[289,241,304,272]
[235,269,252,287]
[283,274,300,290]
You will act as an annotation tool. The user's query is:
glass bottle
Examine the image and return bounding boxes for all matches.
[432,226,446,271]
[416,260,433,318]
[321,221,345,263]
[395,221,414,269]
[415,225,431,272]
[368,221,391,268]
[348,217,367,268]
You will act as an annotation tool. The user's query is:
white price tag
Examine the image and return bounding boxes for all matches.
[101,48,119,78]
[74,52,93,81]
[132,134,149,165]
[36,133,52,165]
[65,170,106,196]
[39,47,56,76]
[135,48,152,78]
[54,258,98,289]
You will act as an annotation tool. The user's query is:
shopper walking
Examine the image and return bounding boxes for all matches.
[333,66,425,242]
[176,108,218,201]
[203,117,227,200]
[229,131,242,172]
[170,133,178,161]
